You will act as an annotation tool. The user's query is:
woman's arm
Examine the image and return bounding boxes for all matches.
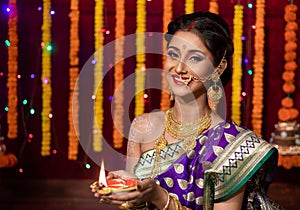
[125,114,151,174]
[213,185,246,210]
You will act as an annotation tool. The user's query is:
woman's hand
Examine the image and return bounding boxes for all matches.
[91,170,137,199]
[100,178,169,209]
[107,170,137,180]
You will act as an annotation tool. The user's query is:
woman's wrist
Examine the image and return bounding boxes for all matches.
[150,187,170,209]
[161,188,170,210]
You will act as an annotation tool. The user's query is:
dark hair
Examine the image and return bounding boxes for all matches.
[165,11,234,86]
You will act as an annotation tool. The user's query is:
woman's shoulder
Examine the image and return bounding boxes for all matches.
[131,110,165,134]
[222,120,276,153]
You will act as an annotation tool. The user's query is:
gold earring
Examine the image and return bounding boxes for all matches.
[207,51,227,111]
[169,87,175,101]
[207,71,223,112]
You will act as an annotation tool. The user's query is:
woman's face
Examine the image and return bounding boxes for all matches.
[164,30,215,99]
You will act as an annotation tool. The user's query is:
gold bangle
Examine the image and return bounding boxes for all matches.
[161,188,170,210]
[169,194,181,210]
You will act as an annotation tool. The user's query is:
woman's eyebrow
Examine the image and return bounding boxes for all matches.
[188,49,206,56]
[168,45,205,55]
[167,46,179,51]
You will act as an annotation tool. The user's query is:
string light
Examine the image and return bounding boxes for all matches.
[4,40,10,47]
[29,108,35,115]
[46,43,53,52]
[85,163,91,169]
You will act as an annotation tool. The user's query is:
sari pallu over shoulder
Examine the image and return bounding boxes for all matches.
[203,130,281,210]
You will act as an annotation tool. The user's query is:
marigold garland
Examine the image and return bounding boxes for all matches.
[278,154,300,169]
[7,0,18,139]
[160,0,173,111]
[113,0,125,149]
[0,153,18,168]
[68,0,80,160]
[231,4,243,125]
[93,0,104,152]
[135,0,146,117]
[251,0,265,136]
[278,4,299,122]
[41,0,52,156]
[185,0,194,14]
[208,0,219,14]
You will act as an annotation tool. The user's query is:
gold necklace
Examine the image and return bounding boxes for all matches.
[165,109,211,140]
[151,109,211,178]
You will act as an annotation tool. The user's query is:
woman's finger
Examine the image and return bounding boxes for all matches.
[106,171,119,179]
[101,190,143,205]
[100,197,124,205]
[137,178,156,192]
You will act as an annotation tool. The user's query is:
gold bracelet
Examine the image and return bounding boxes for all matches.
[170,194,185,210]
[161,189,170,210]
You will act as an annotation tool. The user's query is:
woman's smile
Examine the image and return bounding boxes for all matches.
[172,74,193,86]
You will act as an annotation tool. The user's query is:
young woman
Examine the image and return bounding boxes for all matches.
[93,12,281,210]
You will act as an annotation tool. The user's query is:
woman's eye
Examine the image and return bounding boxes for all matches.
[167,51,179,59]
[189,56,203,62]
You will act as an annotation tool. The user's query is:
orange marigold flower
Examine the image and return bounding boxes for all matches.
[284,61,298,71]
[284,31,297,41]
[278,107,290,121]
[284,12,296,22]
[285,22,298,31]
[284,51,297,61]
[285,4,298,13]
[282,71,295,81]
[284,41,297,52]
[281,97,294,108]
[289,108,299,120]
[283,83,296,93]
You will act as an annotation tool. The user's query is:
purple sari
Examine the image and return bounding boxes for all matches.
[134,121,280,210]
